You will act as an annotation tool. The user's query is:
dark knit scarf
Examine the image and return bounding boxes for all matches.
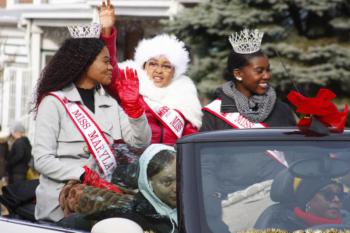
[222,81,276,123]
[294,207,342,226]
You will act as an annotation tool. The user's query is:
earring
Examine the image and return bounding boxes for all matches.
[235,76,242,81]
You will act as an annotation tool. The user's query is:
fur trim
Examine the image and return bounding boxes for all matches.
[119,61,202,129]
[133,34,190,80]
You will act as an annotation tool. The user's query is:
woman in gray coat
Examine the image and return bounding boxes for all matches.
[32,21,151,226]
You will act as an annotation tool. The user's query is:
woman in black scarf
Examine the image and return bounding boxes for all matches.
[201,29,295,131]
[200,29,296,233]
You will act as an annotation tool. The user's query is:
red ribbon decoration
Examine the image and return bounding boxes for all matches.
[287,88,348,133]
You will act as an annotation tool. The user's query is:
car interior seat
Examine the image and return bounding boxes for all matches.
[254,169,295,229]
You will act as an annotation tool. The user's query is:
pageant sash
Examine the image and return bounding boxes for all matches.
[203,99,267,129]
[143,97,185,138]
[49,91,116,180]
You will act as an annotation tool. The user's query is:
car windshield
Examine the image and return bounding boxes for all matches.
[196,140,350,232]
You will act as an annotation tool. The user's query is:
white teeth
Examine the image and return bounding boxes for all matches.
[154,76,163,81]
[259,83,268,88]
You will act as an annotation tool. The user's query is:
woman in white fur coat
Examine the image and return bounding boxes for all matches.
[105,34,202,145]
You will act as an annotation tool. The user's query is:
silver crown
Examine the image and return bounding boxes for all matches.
[228,29,264,54]
[67,23,101,39]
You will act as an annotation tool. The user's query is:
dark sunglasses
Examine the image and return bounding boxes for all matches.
[318,189,345,202]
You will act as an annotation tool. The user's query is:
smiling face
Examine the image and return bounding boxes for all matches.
[308,183,343,219]
[150,158,177,208]
[79,46,113,88]
[144,56,175,88]
[234,55,271,97]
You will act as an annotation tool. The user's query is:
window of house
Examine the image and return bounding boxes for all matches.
[1,66,32,128]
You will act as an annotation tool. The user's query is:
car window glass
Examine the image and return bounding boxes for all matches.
[197,141,350,233]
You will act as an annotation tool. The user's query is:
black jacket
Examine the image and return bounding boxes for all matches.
[0,142,9,178]
[88,192,178,233]
[6,136,32,175]
[255,203,350,232]
[201,87,296,131]
[254,203,307,231]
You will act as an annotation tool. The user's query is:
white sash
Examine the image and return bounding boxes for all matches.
[143,97,185,138]
[203,99,267,129]
[49,91,117,181]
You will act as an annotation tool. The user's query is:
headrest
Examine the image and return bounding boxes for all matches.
[270,169,295,203]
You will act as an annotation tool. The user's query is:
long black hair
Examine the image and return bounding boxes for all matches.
[33,38,105,111]
[223,50,266,81]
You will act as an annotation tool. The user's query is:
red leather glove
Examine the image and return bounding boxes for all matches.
[116,67,144,118]
[82,166,123,194]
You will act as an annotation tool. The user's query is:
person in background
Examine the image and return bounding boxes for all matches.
[100,1,202,144]
[5,122,32,184]
[201,29,295,131]
[32,0,151,228]
[0,126,10,184]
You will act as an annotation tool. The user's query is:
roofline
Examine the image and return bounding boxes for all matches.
[1,1,179,21]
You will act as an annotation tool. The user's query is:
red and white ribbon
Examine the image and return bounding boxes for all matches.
[144,97,185,138]
[49,91,116,181]
[203,99,268,129]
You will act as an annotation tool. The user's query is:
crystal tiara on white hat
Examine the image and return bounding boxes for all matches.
[67,22,101,39]
[228,28,264,54]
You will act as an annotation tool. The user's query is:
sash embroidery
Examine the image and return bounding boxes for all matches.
[143,97,185,138]
[203,99,267,129]
[49,91,116,181]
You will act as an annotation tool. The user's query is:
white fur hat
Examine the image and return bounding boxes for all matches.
[91,218,143,233]
[134,34,190,79]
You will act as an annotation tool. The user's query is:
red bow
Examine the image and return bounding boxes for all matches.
[287,88,348,133]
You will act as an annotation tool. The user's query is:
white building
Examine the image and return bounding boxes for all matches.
[0,0,200,137]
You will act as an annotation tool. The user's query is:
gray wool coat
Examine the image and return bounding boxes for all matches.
[33,84,151,222]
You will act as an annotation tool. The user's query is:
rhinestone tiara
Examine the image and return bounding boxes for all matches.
[67,23,101,39]
[228,28,264,54]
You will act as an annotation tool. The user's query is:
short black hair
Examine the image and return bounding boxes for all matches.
[223,50,266,81]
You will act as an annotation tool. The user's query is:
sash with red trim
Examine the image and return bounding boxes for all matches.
[203,99,268,129]
[49,91,116,181]
[143,97,185,138]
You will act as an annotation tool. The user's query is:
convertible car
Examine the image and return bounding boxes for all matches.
[176,128,350,233]
[1,128,350,232]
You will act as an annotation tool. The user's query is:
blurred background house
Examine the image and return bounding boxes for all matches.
[0,0,200,138]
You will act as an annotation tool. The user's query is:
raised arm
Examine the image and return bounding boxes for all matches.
[99,0,117,67]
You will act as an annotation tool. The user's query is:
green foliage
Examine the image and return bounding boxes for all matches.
[163,0,350,99]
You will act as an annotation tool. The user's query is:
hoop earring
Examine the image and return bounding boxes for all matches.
[235,76,242,81]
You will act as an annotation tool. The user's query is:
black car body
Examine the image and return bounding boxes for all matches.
[176,128,350,233]
[2,128,350,232]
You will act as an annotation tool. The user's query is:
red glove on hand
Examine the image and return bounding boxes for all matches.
[82,166,123,194]
[116,67,144,118]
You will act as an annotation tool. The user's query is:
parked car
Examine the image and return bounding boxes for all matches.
[2,128,350,232]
